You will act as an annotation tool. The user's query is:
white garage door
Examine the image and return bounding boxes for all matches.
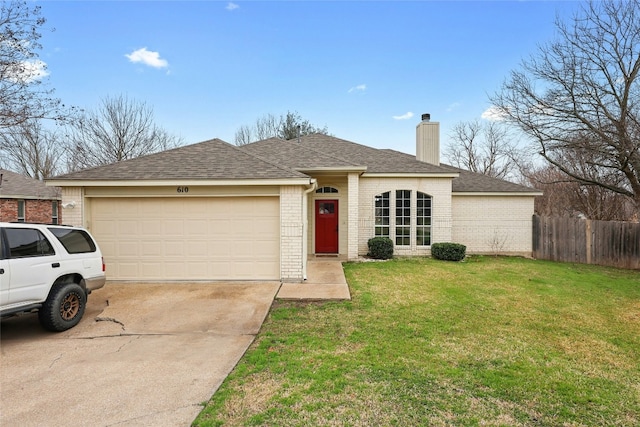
[90,197,280,281]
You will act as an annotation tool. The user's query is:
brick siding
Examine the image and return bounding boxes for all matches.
[60,187,83,226]
[0,198,61,224]
[452,195,534,255]
[358,177,453,256]
[280,186,304,281]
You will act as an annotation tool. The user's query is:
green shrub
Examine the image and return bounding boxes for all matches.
[368,237,394,259]
[431,242,466,261]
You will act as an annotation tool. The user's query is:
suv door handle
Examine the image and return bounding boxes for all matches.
[0,268,4,274]
[52,263,60,268]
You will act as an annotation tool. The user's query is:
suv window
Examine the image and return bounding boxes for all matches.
[5,228,55,258]
[48,228,97,254]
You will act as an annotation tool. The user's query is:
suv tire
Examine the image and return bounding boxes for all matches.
[38,282,87,332]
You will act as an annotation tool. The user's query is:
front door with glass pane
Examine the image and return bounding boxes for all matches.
[315,200,338,253]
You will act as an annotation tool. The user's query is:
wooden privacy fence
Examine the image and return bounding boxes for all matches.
[532,215,640,270]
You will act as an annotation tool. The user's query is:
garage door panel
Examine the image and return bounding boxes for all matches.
[164,240,185,256]
[186,220,207,235]
[187,262,208,277]
[118,263,140,278]
[187,241,207,256]
[162,261,187,278]
[209,219,231,234]
[141,241,162,256]
[141,221,162,235]
[208,243,229,256]
[90,197,280,281]
[162,219,184,236]
[140,262,164,278]
[253,240,279,255]
[119,242,140,257]
[117,220,140,235]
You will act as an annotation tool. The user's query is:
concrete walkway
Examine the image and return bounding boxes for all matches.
[277,259,351,300]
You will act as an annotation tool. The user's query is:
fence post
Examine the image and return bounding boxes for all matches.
[585,219,592,265]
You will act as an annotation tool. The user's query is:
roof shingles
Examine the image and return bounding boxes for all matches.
[0,169,60,199]
[50,133,539,194]
[244,135,538,193]
[52,139,307,181]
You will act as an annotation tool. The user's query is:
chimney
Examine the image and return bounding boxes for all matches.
[416,113,440,165]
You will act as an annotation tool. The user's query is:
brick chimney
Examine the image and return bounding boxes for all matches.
[416,113,440,165]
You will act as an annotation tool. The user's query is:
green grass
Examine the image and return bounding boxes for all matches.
[193,257,640,426]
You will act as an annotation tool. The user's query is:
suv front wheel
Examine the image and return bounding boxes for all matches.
[38,282,87,332]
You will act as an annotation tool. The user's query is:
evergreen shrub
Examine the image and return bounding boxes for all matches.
[431,242,466,261]
[367,237,394,259]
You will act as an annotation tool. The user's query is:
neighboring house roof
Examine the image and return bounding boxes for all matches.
[50,138,308,181]
[0,169,61,199]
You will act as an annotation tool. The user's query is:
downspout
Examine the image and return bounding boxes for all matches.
[302,178,317,280]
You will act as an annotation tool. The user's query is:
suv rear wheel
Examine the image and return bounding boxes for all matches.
[38,282,87,332]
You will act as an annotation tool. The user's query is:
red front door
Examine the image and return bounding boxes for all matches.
[315,200,338,253]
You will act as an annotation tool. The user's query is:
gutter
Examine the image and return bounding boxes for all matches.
[301,178,317,280]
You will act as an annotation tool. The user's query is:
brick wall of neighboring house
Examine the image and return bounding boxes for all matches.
[0,199,62,224]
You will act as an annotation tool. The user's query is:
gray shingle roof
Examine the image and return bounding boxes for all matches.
[0,169,60,199]
[242,134,454,174]
[48,133,539,194]
[438,164,541,193]
[240,137,361,170]
[51,139,308,181]
[381,148,539,193]
[244,134,537,193]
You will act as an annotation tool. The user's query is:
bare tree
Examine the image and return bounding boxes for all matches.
[491,0,640,212]
[525,163,634,221]
[65,95,183,170]
[234,111,329,145]
[0,119,63,179]
[0,1,67,128]
[444,120,520,181]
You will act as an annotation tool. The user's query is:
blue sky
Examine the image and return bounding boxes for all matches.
[36,0,581,156]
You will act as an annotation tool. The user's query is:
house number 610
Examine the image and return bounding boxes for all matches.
[177,186,189,193]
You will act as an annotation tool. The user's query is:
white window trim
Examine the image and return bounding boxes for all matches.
[17,200,25,222]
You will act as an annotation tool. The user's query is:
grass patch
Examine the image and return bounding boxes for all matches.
[193,257,640,426]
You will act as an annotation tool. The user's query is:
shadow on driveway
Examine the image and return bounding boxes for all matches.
[0,281,280,427]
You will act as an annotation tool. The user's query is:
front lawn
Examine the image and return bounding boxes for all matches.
[194,257,640,426]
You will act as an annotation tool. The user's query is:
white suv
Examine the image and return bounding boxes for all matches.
[0,222,106,331]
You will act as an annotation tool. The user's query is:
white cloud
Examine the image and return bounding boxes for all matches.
[392,112,414,120]
[481,106,507,121]
[6,60,49,83]
[446,102,462,112]
[226,2,239,11]
[348,84,366,93]
[125,47,168,69]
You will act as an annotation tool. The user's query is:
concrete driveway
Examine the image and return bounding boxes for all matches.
[0,281,280,427]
